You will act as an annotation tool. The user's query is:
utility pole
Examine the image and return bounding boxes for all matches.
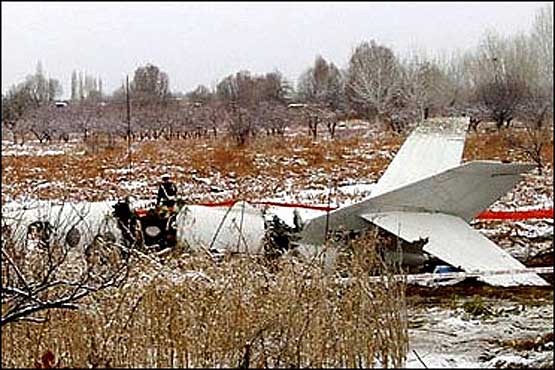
[126,75,131,173]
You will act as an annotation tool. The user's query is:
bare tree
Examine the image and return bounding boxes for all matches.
[297,55,344,110]
[35,61,48,103]
[2,83,41,143]
[98,77,103,98]
[225,103,255,146]
[216,71,256,106]
[204,102,226,138]
[441,20,551,133]
[70,71,78,101]
[15,105,60,144]
[346,40,403,126]
[260,103,291,136]
[216,70,289,107]
[402,52,458,120]
[46,78,63,102]
[294,104,336,139]
[131,63,171,104]
[471,32,529,130]
[4,63,63,108]
[78,72,103,102]
[477,73,527,130]
[518,85,553,130]
[506,122,550,175]
[68,102,105,141]
[79,71,84,101]
[1,211,132,327]
[531,4,553,95]
[524,5,554,130]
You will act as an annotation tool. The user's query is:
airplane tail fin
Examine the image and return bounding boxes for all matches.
[368,160,535,221]
[299,117,533,248]
[371,117,470,197]
[300,117,470,245]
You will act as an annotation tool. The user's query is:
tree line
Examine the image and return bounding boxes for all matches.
[2,4,552,146]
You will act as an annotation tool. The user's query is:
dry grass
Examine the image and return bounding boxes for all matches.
[464,129,554,166]
[499,332,554,352]
[2,133,398,203]
[2,233,408,368]
[3,125,551,209]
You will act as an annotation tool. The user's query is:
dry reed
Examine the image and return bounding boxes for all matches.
[2,231,408,368]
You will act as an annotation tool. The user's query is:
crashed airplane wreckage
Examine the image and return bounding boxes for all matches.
[298,117,548,287]
[1,117,549,287]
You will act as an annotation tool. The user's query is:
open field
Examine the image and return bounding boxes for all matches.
[2,122,553,205]
[2,121,553,368]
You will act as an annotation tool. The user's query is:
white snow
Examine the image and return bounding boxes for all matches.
[408,300,553,368]
[1,141,83,157]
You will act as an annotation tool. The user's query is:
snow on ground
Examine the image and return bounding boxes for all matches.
[2,131,553,369]
[2,140,84,157]
[406,298,553,368]
[490,166,554,211]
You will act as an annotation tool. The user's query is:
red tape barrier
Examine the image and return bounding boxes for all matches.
[196,200,553,220]
[198,200,237,208]
[475,208,553,220]
[198,199,338,211]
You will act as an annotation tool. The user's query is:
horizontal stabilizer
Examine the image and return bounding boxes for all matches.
[298,161,534,246]
[361,211,548,286]
[369,161,535,221]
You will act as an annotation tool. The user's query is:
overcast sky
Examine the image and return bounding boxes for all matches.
[1,1,549,98]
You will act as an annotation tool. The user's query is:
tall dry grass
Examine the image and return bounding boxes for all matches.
[2,232,408,368]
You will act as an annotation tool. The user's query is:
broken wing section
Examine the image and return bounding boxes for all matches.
[372,117,469,198]
[361,211,548,286]
[369,161,535,221]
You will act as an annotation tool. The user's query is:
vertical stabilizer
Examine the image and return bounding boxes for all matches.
[372,117,469,197]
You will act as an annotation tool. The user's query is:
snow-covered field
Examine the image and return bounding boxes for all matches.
[1,139,84,157]
[406,296,553,368]
[2,127,553,368]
